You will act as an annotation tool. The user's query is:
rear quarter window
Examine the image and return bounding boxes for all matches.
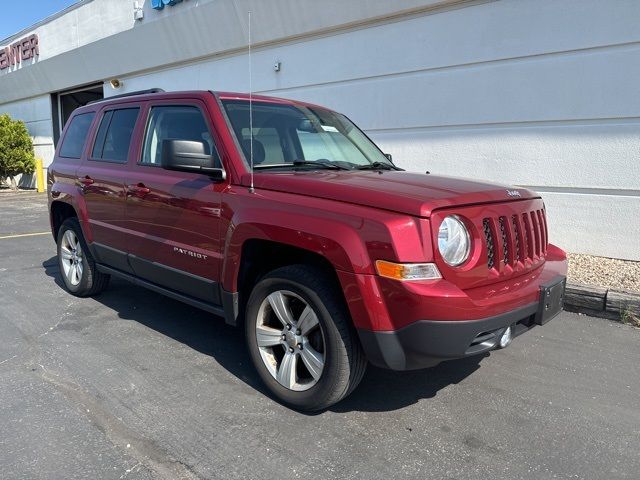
[59,112,96,159]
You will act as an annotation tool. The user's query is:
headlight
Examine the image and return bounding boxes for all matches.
[438,215,471,266]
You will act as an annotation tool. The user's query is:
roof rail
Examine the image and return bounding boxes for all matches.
[87,88,165,105]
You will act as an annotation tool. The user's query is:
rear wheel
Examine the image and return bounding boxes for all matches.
[57,218,109,297]
[245,265,366,411]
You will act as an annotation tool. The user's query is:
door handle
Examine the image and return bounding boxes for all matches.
[78,175,94,186]
[127,183,151,195]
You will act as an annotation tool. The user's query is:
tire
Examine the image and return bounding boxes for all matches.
[56,217,110,297]
[244,265,367,411]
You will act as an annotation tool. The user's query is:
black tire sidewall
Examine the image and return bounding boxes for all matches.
[245,271,350,410]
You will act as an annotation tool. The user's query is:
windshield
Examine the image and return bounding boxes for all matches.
[221,99,394,170]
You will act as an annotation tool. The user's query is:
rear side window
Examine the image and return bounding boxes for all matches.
[141,105,220,166]
[91,108,139,162]
[59,112,95,159]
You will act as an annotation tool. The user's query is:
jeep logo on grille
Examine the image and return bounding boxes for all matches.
[506,189,521,198]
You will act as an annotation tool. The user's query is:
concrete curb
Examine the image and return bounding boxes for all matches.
[565,282,640,325]
[0,189,44,199]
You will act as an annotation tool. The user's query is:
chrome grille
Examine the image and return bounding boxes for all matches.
[483,208,547,270]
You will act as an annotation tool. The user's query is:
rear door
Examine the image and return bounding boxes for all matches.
[52,109,97,206]
[123,99,227,305]
[77,103,142,272]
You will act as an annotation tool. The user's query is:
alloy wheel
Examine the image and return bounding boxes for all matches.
[255,290,325,391]
[60,229,84,286]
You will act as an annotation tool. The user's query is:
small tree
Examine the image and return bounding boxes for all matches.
[0,114,36,190]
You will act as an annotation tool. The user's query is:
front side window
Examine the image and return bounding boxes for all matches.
[91,108,139,162]
[59,112,96,159]
[221,100,393,171]
[141,105,220,166]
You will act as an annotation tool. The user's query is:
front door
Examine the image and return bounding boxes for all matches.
[124,101,226,305]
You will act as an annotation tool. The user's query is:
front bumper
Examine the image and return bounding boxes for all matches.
[357,276,566,370]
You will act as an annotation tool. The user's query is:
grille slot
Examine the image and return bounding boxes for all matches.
[511,215,521,262]
[522,213,534,259]
[483,219,495,269]
[537,209,548,253]
[498,216,509,265]
[530,211,541,256]
[483,208,548,271]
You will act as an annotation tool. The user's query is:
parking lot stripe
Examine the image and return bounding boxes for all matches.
[0,232,50,240]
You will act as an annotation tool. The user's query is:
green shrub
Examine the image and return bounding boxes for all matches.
[0,114,36,190]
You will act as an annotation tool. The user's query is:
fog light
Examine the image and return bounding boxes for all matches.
[498,326,513,349]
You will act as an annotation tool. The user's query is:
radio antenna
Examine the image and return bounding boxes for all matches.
[248,10,255,194]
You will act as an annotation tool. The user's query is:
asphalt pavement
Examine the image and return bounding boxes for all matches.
[1,191,639,480]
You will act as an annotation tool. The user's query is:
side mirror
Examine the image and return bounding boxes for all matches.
[384,153,393,162]
[161,140,226,181]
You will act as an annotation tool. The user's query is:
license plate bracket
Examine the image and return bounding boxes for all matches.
[535,276,566,325]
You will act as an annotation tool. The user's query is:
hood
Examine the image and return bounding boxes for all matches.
[244,170,539,218]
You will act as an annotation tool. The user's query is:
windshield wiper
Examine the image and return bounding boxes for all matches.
[293,160,351,170]
[356,161,403,171]
[254,161,348,171]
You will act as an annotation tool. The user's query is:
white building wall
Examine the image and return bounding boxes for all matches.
[0,0,133,66]
[0,0,638,260]
[117,0,640,260]
[0,0,134,186]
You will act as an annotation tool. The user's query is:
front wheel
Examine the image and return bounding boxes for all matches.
[57,218,110,297]
[245,265,366,411]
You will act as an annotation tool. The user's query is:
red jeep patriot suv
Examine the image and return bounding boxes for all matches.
[48,89,567,411]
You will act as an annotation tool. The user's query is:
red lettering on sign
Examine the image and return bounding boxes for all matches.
[0,34,39,71]
[30,35,39,56]
[21,38,31,60]
[7,44,17,66]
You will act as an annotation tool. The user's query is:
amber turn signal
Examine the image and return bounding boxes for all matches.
[375,260,442,281]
